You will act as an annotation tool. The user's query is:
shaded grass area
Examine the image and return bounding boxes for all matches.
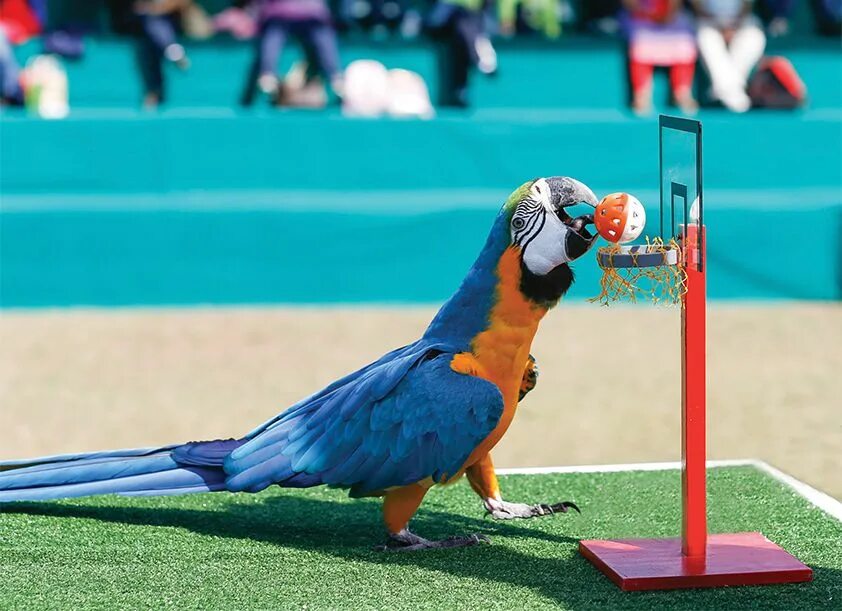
[1,466,839,609]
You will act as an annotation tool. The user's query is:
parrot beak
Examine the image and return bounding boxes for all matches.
[544,176,598,260]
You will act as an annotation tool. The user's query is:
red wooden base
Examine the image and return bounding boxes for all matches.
[579,532,812,591]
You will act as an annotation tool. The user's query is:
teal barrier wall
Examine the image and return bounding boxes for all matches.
[1,196,839,306]
[2,111,839,193]
[1,41,840,306]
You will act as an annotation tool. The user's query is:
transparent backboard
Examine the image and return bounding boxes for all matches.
[659,116,703,271]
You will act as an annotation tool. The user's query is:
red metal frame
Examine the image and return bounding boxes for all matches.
[579,224,813,590]
[682,224,706,558]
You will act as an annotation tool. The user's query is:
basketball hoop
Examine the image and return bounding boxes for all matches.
[590,237,687,306]
[579,115,812,590]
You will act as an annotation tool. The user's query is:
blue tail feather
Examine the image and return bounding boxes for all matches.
[0,446,176,471]
[0,440,242,503]
[0,454,180,490]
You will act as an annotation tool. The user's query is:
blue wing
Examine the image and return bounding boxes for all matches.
[241,340,426,439]
[224,346,503,497]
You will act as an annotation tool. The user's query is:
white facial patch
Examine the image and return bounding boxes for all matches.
[520,214,573,275]
[510,179,574,275]
[529,178,551,204]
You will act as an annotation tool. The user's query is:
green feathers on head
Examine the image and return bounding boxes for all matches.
[501,181,535,216]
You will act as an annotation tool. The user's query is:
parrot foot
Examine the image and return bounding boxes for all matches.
[375,529,490,552]
[519,355,539,401]
[484,498,580,520]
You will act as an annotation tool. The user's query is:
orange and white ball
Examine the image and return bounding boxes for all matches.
[594,192,646,244]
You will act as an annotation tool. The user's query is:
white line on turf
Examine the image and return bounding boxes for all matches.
[752,461,842,522]
[496,458,754,476]
[496,459,842,522]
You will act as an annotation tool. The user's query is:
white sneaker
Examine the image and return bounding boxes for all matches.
[720,89,751,113]
[257,73,279,95]
[475,36,497,75]
[164,44,190,70]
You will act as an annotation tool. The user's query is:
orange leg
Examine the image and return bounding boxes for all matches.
[378,482,489,551]
[467,452,581,519]
[382,483,429,535]
[466,453,501,501]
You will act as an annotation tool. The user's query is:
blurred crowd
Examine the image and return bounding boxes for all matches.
[1,0,837,117]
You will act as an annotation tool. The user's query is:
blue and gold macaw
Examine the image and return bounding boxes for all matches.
[0,177,599,551]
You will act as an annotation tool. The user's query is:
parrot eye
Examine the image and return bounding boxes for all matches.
[512,217,526,230]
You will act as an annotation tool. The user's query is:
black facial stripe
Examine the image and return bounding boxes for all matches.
[516,197,541,216]
[515,211,541,244]
[513,213,540,247]
[520,197,541,211]
[520,210,546,253]
[512,197,545,247]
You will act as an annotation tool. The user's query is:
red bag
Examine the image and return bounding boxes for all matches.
[748,56,807,109]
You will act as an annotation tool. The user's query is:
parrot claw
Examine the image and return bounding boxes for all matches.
[543,501,581,515]
[484,498,581,520]
[375,529,490,552]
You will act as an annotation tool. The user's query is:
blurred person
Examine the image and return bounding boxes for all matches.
[134,0,192,108]
[622,0,698,115]
[692,0,765,112]
[0,29,24,105]
[498,0,562,38]
[0,0,42,107]
[426,0,496,108]
[239,0,343,106]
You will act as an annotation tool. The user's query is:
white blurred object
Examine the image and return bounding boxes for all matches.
[386,69,434,119]
[342,60,390,117]
[474,36,497,75]
[22,55,69,119]
[619,195,646,243]
[342,60,433,119]
[689,196,700,222]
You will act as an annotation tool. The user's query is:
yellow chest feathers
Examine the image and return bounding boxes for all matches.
[452,247,547,406]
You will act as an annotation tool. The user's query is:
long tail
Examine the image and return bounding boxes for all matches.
[0,439,243,502]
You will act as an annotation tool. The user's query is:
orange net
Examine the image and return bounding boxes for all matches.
[590,237,688,306]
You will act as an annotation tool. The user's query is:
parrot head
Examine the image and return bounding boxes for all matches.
[423,176,599,341]
[503,176,598,306]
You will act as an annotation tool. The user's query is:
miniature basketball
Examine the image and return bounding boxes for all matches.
[594,192,646,244]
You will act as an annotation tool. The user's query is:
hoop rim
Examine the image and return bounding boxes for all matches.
[596,244,680,269]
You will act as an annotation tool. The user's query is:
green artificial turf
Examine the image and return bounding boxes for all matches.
[1,465,839,610]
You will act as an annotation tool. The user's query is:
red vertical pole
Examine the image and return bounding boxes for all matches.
[682,224,707,558]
